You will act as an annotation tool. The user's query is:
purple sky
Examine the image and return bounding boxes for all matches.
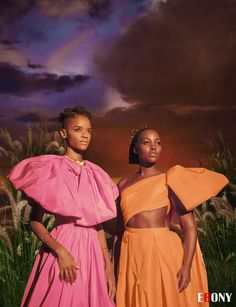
[0,0,235,177]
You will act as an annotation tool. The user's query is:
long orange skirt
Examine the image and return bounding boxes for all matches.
[116,227,209,307]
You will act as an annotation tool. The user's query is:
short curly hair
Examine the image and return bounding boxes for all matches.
[57,106,92,128]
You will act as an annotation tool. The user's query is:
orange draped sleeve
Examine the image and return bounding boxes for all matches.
[167,165,229,211]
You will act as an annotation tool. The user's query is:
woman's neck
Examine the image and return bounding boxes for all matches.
[64,148,83,162]
[138,164,160,177]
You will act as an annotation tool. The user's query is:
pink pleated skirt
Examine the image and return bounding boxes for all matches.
[21,222,114,307]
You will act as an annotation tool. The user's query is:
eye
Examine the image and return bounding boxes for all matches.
[87,129,92,134]
[142,140,149,145]
[74,128,82,132]
[156,141,161,145]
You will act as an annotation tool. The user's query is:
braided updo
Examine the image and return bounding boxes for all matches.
[129,126,152,164]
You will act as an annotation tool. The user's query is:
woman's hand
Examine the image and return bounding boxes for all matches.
[56,247,79,284]
[105,261,116,301]
[177,265,191,292]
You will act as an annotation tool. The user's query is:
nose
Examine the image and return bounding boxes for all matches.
[151,143,156,150]
[81,131,89,138]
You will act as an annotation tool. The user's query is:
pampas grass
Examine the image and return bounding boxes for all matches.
[0,184,55,307]
[0,123,65,168]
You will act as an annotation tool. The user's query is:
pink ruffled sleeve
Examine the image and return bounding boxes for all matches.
[8,155,118,226]
[167,165,229,211]
[7,155,82,217]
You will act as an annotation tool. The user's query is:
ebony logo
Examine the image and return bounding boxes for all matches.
[198,293,232,303]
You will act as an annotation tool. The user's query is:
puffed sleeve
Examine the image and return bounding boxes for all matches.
[7,155,71,215]
[8,155,55,194]
[7,155,118,225]
[167,165,229,211]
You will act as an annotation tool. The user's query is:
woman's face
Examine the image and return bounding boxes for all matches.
[60,115,92,152]
[135,129,162,165]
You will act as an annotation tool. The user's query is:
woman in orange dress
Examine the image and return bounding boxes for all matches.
[115,127,228,307]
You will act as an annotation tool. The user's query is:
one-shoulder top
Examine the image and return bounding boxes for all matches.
[120,165,229,225]
[8,155,119,226]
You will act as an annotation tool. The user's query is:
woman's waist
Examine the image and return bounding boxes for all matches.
[125,206,169,228]
[54,216,96,229]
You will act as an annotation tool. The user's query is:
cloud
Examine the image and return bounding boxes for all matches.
[92,0,236,176]
[85,101,236,177]
[102,87,129,112]
[36,0,87,18]
[27,60,45,69]
[15,112,41,123]
[46,35,86,74]
[0,39,22,46]
[37,0,111,18]
[97,0,236,107]
[0,46,26,66]
[0,62,90,96]
[165,104,236,116]
[0,1,33,34]
[0,0,111,28]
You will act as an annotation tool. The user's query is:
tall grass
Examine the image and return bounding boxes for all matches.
[206,132,236,208]
[197,133,236,306]
[0,186,55,307]
[0,123,62,306]
[195,197,236,306]
[0,123,65,169]
[0,225,40,306]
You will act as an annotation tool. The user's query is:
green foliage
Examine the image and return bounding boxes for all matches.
[0,122,62,306]
[197,210,236,307]
[0,225,40,307]
[0,185,55,307]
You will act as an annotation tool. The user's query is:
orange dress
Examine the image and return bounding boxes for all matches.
[116,165,229,307]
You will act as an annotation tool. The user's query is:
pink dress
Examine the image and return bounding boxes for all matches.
[8,155,118,307]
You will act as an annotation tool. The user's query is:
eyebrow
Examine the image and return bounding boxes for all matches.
[141,137,161,140]
[73,125,92,129]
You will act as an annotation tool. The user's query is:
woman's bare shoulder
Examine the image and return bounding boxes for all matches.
[117,173,137,191]
[117,177,128,190]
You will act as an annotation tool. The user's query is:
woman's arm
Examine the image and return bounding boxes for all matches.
[29,200,78,284]
[168,188,197,292]
[178,211,197,292]
[96,224,116,300]
[113,196,124,277]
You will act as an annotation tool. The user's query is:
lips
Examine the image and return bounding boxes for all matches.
[80,141,89,145]
[149,152,158,157]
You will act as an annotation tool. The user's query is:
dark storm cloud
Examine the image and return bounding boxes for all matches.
[93,0,236,176]
[27,60,45,70]
[0,0,111,28]
[89,102,236,177]
[97,0,236,107]
[0,0,33,23]
[0,39,22,46]
[0,62,90,96]
[15,113,41,123]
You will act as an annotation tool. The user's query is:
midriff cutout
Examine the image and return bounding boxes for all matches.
[126,206,168,228]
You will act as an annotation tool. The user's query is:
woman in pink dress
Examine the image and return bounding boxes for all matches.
[8,106,118,307]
